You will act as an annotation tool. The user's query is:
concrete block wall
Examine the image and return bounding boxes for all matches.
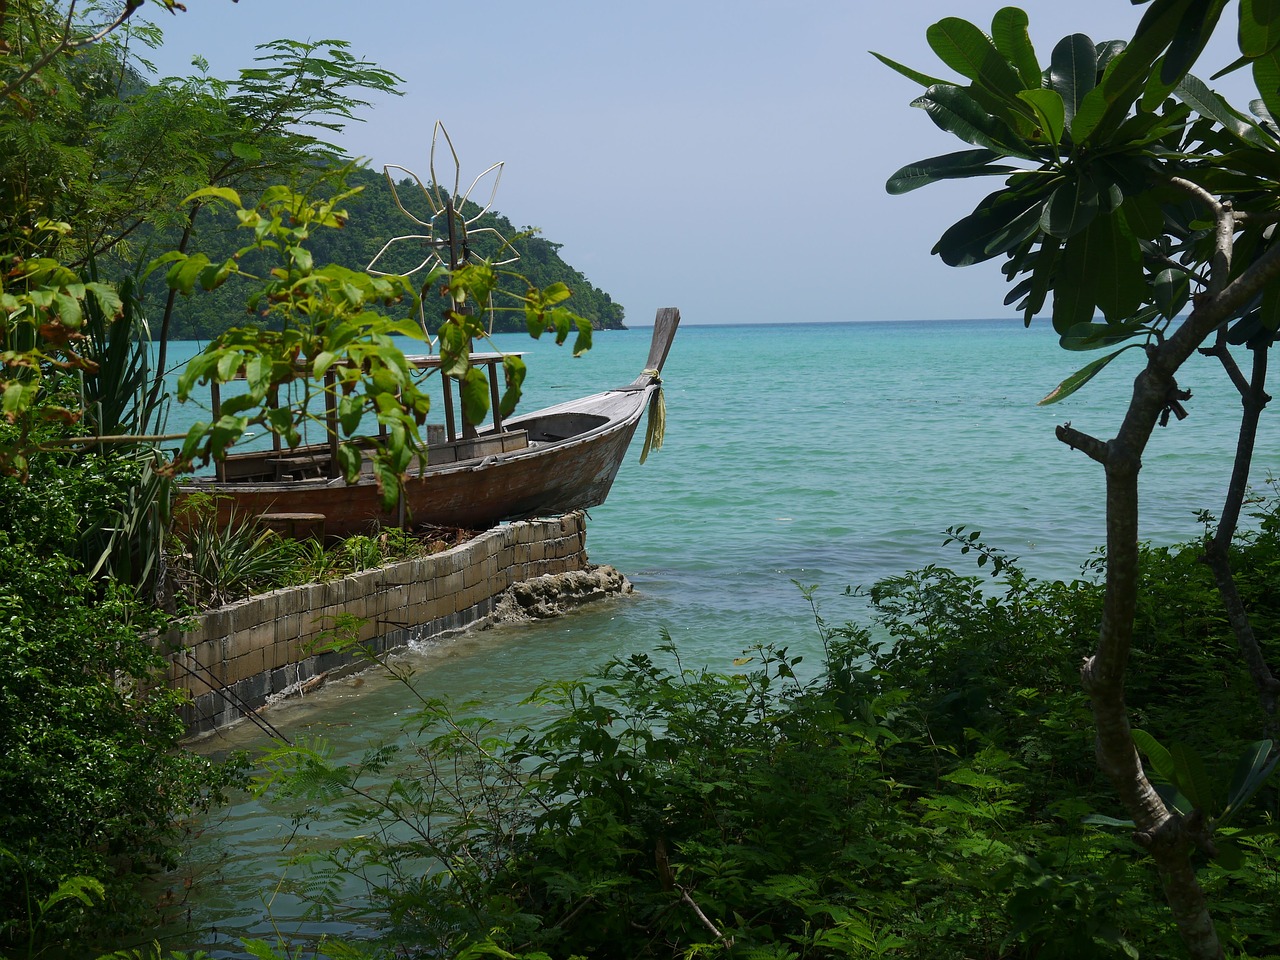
[163,513,589,736]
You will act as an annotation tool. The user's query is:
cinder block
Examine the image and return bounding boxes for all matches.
[229,648,266,685]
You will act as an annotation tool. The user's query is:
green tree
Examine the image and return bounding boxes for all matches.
[881,4,1280,957]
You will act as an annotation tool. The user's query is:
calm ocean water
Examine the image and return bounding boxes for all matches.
[161,319,1279,950]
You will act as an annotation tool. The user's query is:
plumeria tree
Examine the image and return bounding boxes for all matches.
[881,3,1280,957]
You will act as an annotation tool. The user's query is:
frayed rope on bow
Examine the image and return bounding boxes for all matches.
[639,372,665,464]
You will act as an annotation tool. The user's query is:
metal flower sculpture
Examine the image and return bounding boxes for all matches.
[367,122,519,341]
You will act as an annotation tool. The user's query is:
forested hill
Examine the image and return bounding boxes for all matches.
[153,166,626,340]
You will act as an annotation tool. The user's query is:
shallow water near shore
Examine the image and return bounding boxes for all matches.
[158,318,1280,951]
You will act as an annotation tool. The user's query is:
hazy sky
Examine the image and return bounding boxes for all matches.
[141,2,1251,325]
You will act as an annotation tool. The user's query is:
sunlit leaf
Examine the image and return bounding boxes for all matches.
[1132,728,1178,782]
[499,354,527,417]
[182,186,242,207]
[1049,33,1098,132]
[1038,346,1140,404]
[231,141,263,162]
[991,7,1041,89]
[1154,268,1192,318]
[1018,89,1066,147]
[460,366,490,426]
[1253,46,1280,129]
[912,84,1038,157]
[1176,73,1269,144]
[926,17,1024,98]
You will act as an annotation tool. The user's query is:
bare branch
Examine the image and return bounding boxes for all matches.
[1169,176,1225,214]
[677,887,734,949]
[1055,423,1107,463]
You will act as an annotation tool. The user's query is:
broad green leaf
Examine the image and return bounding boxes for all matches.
[1024,238,1060,322]
[1169,741,1215,812]
[573,316,594,357]
[460,366,490,426]
[1221,739,1277,824]
[290,246,314,273]
[992,7,1041,89]
[1239,0,1280,57]
[215,349,243,382]
[1154,268,1192,318]
[1058,210,1145,325]
[2,381,31,415]
[912,84,1037,157]
[1059,321,1144,350]
[1049,34,1098,132]
[54,292,83,330]
[926,17,1024,99]
[1253,47,1280,130]
[85,282,123,319]
[933,187,1044,266]
[198,259,235,291]
[166,254,212,296]
[337,443,361,483]
[540,282,572,306]
[1095,40,1128,75]
[870,51,950,88]
[231,141,263,162]
[1041,176,1099,239]
[1161,0,1229,85]
[1018,89,1066,147]
[209,414,246,461]
[1121,192,1165,240]
[312,349,338,378]
[244,354,270,394]
[1253,0,1280,21]
[499,354,527,417]
[1176,74,1269,144]
[266,407,297,446]
[339,393,363,435]
[182,186,242,207]
[1132,729,1178,782]
[886,148,1016,194]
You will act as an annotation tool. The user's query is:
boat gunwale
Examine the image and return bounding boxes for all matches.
[179,381,658,494]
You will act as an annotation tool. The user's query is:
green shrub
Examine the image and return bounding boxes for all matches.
[0,456,236,955]
[254,526,1280,959]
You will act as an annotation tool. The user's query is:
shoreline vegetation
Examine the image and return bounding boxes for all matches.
[164,516,1280,959]
[3,2,1280,959]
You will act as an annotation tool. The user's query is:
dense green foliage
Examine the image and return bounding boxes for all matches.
[884,6,1280,954]
[0,446,235,954]
[261,522,1279,959]
[145,166,625,341]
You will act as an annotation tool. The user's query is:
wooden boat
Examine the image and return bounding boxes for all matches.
[180,307,679,538]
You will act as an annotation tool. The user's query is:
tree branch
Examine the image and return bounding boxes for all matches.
[0,0,145,102]
[1054,423,1107,463]
[677,886,734,949]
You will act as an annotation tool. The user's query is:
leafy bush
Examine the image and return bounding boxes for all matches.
[0,453,236,954]
[257,527,1280,960]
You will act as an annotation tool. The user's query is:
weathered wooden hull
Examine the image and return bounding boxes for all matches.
[180,307,679,538]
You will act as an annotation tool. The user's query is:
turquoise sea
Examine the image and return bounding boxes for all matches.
[162,318,1279,950]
